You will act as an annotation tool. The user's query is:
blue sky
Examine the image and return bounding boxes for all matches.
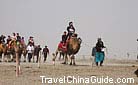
[0,0,138,59]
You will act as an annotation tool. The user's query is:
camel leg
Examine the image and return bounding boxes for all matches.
[0,53,2,62]
[2,53,4,62]
[22,50,26,62]
[70,59,72,65]
[62,53,64,60]
[18,53,22,62]
[23,54,26,62]
[7,54,11,62]
[70,55,73,65]
[65,54,68,64]
[52,53,56,65]
[0,56,2,62]
[59,52,61,60]
[73,55,76,65]
[70,55,75,65]
[4,54,8,62]
[62,54,68,64]
[12,54,16,62]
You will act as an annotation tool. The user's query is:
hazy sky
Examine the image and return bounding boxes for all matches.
[0,0,138,59]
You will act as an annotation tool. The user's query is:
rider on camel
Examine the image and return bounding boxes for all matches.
[6,35,12,48]
[0,35,6,44]
[21,37,25,45]
[11,33,17,41]
[62,31,67,43]
[16,33,21,45]
[58,22,76,53]
[67,21,75,40]
[16,33,21,42]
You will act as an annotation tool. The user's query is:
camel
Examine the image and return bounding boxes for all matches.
[9,40,23,76]
[0,43,6,62]
[5,41,27,62]
[22,45,27,62]
[18,43,27,62]
[65,37,82,65]
[54,36,82,65]
[0,43,12,62]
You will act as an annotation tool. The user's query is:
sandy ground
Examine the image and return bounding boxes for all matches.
[0,57,138,85]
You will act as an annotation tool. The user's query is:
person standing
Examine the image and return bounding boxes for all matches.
[26,44,34,62]
[42,46,49,62]
[95,38,105,66]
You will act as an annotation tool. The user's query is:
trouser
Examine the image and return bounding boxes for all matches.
[36,54,39,63]
[28,53,32,62]
[44,53,47,62]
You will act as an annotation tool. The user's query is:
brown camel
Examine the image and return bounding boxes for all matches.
[65,37,82,65]
[10,40,22,76]
[0,43,6,62]
[54,36,82,65]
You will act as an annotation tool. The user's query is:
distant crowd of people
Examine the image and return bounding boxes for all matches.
[0,32,49,63]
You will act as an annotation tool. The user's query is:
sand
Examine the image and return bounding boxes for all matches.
[0,57,138,85]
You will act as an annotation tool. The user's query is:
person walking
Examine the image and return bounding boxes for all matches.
[42,46,49,62]
[26,44,34,62]
[95,38,106,66]
[34,45,42,63]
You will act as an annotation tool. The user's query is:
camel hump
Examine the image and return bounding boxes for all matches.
[69,37,82,45]
[67,37,81,55]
